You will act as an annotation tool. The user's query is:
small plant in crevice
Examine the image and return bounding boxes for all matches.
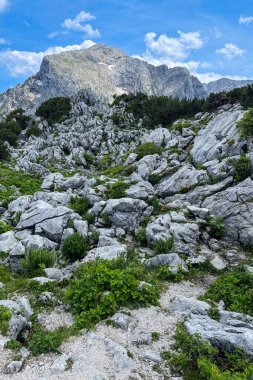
[70,196,90,218]
[205,216,226,239]
[0,220,12,234]
[152,237,174,255]
[136,227,147,246]
[0,305,12,335]
[136,142,164,160]
[230,154,252,182]
[105,180,130,199]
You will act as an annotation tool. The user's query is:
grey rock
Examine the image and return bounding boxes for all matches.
[0,231,17,253]
[22,234,57,250]
[84,244,126,261]
[169,295,210,316]
[185,309,253,358]
[32,277,55,284]
[130,332,152,346]
[110,313,138,332]
[144,350,161,363]
[9,314,29,340]
[105,338,134,373]
[38,292,54,304]
[17,297,33,319]
[44,268,63,281]
[210,256,227,271]
[100,198,151,232]
[4,361,23,374]
[156,165,209,197]
[203,178,253,245]
[144,253,187,274]
[191,109,243,163]
[50,353,72,374]
[73,219,88,237]
[41,173,64,190]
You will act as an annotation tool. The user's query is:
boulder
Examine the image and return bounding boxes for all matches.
[22,235,58,250]
[191,109,243,164]
[156,165,209,197]
[84,244,126,261]
[101,198,151,232]
[146,214,199,255]
[185,309,253,358]
[73,220,88,238]
[144,253,187,273]
[0,231,17,253]
[203,178,253,245]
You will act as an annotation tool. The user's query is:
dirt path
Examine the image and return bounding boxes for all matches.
[1,276,214,380]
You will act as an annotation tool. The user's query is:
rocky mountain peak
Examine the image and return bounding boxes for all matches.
[0,43,253,116]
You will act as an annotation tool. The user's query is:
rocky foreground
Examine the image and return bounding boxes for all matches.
[0,89,253,379]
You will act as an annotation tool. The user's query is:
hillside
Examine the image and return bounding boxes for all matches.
[0,86,252,378]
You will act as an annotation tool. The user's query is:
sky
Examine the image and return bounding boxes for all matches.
[0,0,253,92]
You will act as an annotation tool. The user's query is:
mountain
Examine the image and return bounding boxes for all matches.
[206,78,253,94]
[0,44,252,115]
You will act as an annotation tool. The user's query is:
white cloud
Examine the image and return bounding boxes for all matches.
[0,40,95,77]
[0,38,7,45]
[216,43,245,59]
[213,27,223,39]
[135,32,252,84]
[195,72,250,84]
[61,10,100,38]
[239,16,253,24]
[144,31,203,60]
[0,0,9,12]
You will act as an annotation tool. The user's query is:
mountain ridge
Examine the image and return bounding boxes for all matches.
[0,43,252,115]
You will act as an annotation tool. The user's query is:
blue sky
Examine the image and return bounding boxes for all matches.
[0,0,253,92]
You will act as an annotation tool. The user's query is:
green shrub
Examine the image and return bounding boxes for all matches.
[66,258,160,328]
[6,108,30,129]
[26,123,42,137]
[0,129,18,146]
[21,249,56,277]
[83,212,95,224]
[0,141,9,161]
[136,227,147,245]
[153,237,174,255]
[101,212,112,227]
[35,97,71,124]
[206,216,226,239]
[70,196,90,218]
[62,233,89,262]
[103,165,135,177]
[163,324,253,380]
[105,180,130,199]
[136,142,164,160]
[236,108,253,138]
[1,120,22,135]
[83,151,94,166]
[0,221,12,234]
[4,339,22,350]
[28,326,76,356]
[149,196,161,214]
[203,267,253,316]
[0,305,11,335]
[230,155,252,182]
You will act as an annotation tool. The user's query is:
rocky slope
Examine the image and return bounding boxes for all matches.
[1,44,253,115]
[0,89,252,378]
